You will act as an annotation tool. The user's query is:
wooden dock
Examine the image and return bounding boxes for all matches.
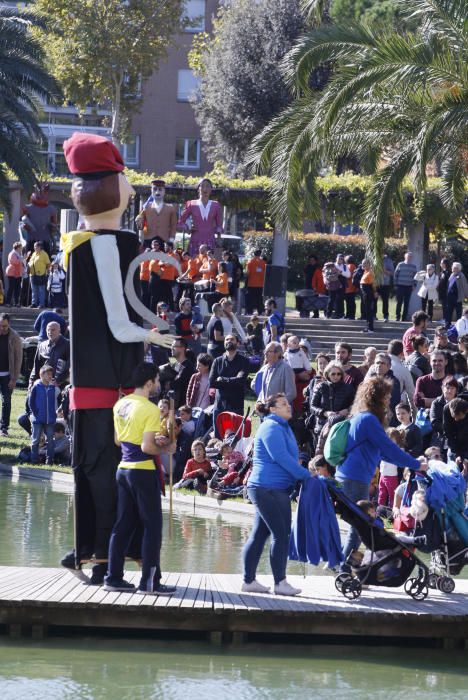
[0,566,468,646]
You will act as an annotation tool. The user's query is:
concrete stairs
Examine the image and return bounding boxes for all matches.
[7,307,420,363]
[280,316,414,360]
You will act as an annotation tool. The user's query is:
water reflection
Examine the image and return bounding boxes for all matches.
[0,639,467,700]
[0,476,311,576]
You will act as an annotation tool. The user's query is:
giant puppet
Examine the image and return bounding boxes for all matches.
[21,183,58,254]
[177,178,223,256]
[60,133,179,584]
[135,179,177,247]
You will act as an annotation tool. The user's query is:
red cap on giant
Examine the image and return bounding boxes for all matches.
[63,133,125,175]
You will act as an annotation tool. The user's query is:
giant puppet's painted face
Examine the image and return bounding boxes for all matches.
[71,173,135,229]
[30,183,50,206]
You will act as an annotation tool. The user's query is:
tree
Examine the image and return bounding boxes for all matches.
[250,0,468,271]
[0,7,61,212]
[33,0,187,143]
[190,0,304,173]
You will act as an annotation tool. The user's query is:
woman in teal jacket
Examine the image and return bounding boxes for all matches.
[336,376,423,571]
[242,393,310,597]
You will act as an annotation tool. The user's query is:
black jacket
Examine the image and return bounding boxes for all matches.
[30,335,70,387]
[443,404,468,460]
[402,423,423,458]
[430,394,447,437]
[310,380,355,434]
[209,351,250,414]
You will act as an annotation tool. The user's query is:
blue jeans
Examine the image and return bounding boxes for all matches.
[31,422,55,463]
[107,468,162,591]
[31,281,46,307]
[336,477,370,570]
[243,485,292,584]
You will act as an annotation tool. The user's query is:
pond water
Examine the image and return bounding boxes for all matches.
[1,476,467,699]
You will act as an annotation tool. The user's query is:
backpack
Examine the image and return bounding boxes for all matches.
[268,311,285,338]
[324,419,351,466]
[323,264,341,291]
[352,266,364,288]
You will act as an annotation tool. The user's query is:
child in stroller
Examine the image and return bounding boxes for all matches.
[409,459,468,593]
[328,481,430,601]
[207,410,253,498]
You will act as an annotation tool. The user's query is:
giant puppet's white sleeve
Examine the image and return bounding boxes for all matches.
[91,234,151,344]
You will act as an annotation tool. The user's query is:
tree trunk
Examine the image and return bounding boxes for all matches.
[3,187,22,272]
[271,229,289,315]
[111,74,123,147]
[406,220,426,316]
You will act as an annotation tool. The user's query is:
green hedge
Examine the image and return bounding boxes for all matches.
[243,231,467,289]
[243,232,407,288]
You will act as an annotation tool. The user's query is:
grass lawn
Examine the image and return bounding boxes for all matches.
[0,387,71,472]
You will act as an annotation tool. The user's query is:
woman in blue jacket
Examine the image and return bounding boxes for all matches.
[336,376,423,570]
[242,393,310,596]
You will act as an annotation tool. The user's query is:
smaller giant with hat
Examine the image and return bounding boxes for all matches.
[135,179,177,247]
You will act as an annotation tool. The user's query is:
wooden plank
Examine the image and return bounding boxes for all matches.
[0,568,55,599]
[17,571,69,602]
[208,573,230,611]
[180,572,203,609]
[164,572,193,609]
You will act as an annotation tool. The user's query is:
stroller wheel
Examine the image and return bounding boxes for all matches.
[437,576,455,594]
[428,574,438,589]
[342,577,362,600]
[334,573,351,594]
[404,578,428,601]
[411,585,429,601]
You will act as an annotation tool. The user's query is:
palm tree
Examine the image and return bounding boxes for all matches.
[249,0,468,269]
[0,7,61,212]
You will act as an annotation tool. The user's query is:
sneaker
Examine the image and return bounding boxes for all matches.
[241,579,270,594]
[137,583,176,596]
[0,430,8,437]
[87,562,107,586]
[361,328,369,333]
[60,550,77,570]
[103,578,136,592]
[384,317,389,322]
[274,579,302,596]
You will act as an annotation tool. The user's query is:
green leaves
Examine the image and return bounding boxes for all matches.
[0,8,61,212]
[250,0,468,267]
[33,0,185,142]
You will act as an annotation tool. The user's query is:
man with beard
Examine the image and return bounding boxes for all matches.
[135,179,177,247]
[209,334,250,432]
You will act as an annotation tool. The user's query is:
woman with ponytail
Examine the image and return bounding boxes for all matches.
[242,393,310,597]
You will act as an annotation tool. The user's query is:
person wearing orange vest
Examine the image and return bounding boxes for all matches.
[303,255,325,318]
[140,256,151,308]
[200,249,218,280]
[157,241,179,311]
[245,250,266,314]
[215,262,230,301]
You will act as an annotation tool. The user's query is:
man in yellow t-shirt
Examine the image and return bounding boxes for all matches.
[104,362,177,596]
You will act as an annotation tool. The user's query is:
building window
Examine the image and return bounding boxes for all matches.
[175,138,200,169]
[184,0,205,32]
[121,136,140,167]
[177,69,200,102]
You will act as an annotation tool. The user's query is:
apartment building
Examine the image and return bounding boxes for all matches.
[32,0,218,176]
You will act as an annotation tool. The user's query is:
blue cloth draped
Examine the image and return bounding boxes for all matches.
[289,477,344,567]
[425,464,468,546]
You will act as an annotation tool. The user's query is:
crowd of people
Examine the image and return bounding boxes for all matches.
[1,230,468,596]
[303,250,468,331]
